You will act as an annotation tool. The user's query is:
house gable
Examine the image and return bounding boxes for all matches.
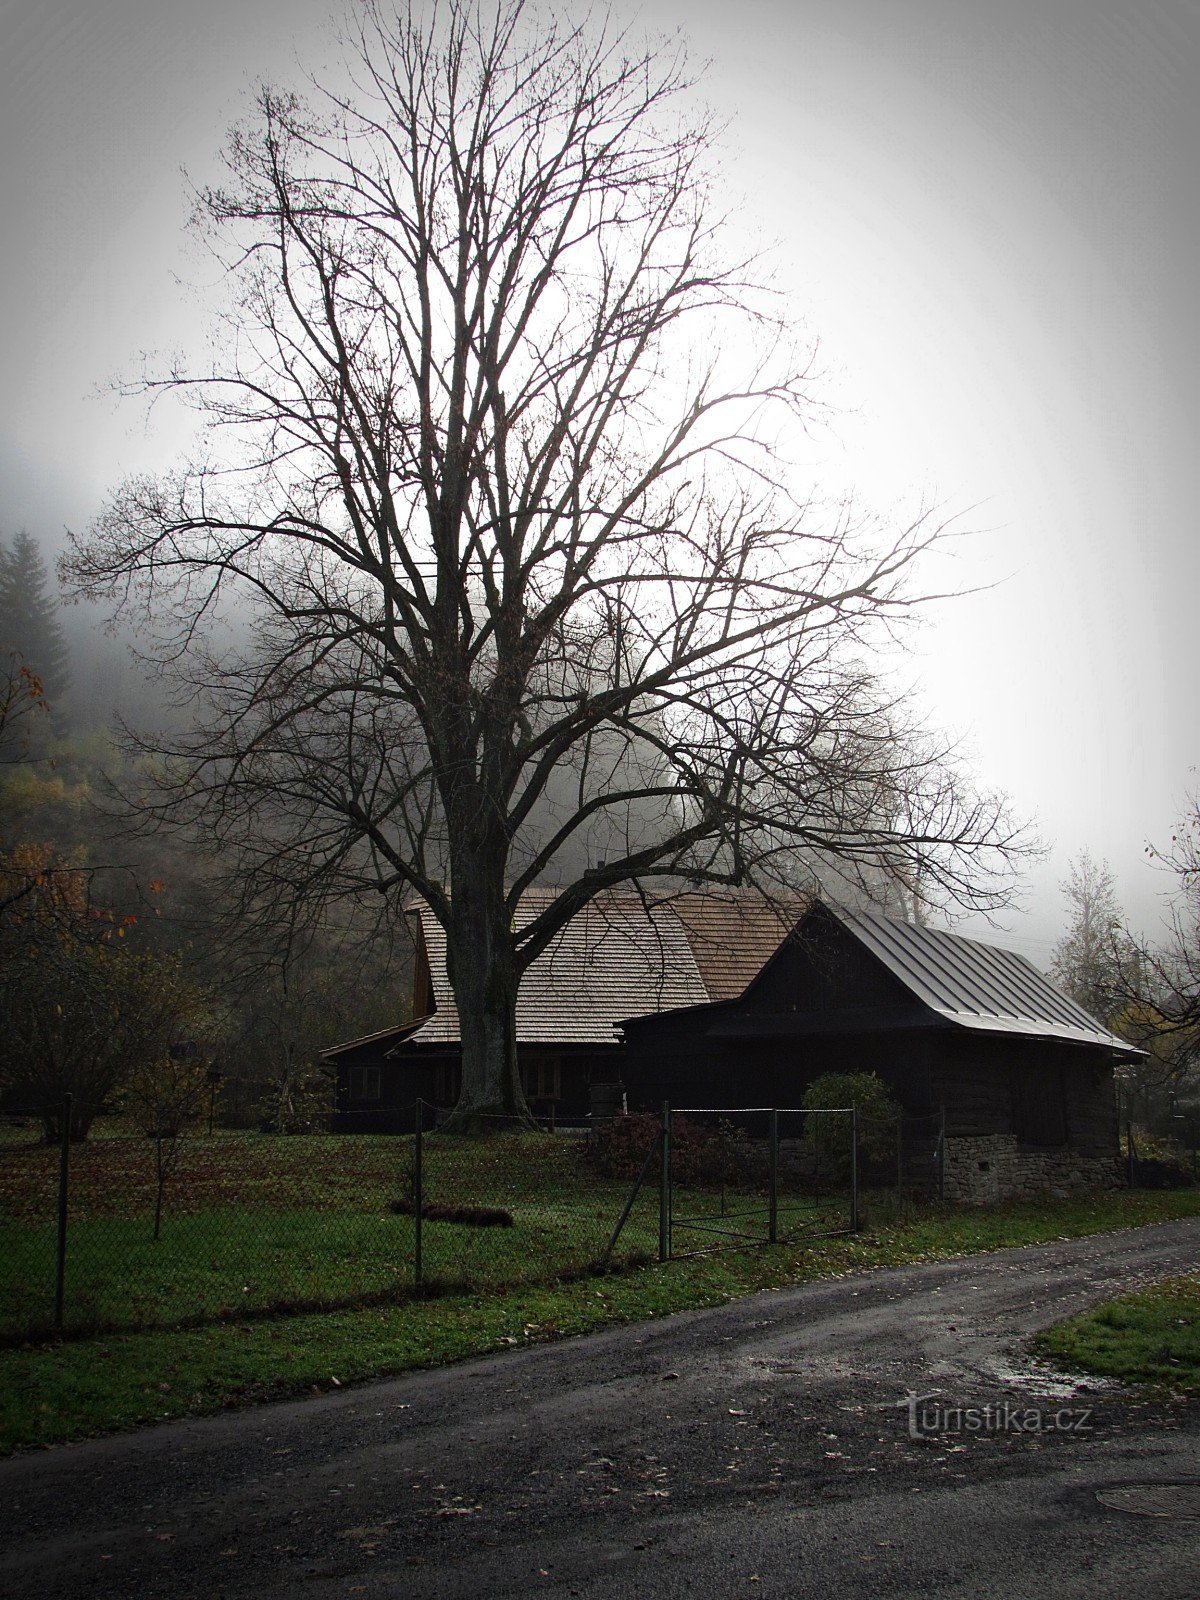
[668,889,805,1002]
[734,901,924,1024]
[411,913,435,1021]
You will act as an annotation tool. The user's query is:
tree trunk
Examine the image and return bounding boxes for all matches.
[41,1098,95,1144]
[441,871,535,1131]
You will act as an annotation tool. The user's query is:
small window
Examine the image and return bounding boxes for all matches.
[522,1057,562,1102]
[348,1064,381,1101]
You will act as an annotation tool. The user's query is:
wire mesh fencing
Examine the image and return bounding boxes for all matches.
[0,1098,424,1343]
[659,1105,945,1254]
[662,1108,859,1255]
[409,1104,660,1294]
[0,1098,664,1343]
[0,1096,944,1346]
[863,1109,945,1203]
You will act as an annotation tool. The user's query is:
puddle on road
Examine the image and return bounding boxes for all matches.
[989,1360,1122,1400]
[740,1351,1116,1397]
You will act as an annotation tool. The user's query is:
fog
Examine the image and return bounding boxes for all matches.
[3,0,1197,962]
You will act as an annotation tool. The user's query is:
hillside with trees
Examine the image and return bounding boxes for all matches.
[0,527,408,1138]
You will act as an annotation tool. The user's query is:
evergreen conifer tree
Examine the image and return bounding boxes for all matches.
[0,531,71,704]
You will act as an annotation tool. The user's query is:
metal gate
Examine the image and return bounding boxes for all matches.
[663,1105,859,1257]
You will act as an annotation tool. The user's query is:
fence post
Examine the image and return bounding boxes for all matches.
[413,1099,423,1292]
[1126,1118,1137,1188]
[54,1093,71,1332]
[849,1106,859,1233]
[658,1101,672,1262]
[768,1108,778,1243]
[813,1111,821,1197]
[938,1105,946,1201]
[896,1115,904,1197]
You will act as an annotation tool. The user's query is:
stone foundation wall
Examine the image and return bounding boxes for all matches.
[943,1134,1122,1205]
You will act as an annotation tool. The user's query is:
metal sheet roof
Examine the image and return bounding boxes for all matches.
[830,903,1137,1051]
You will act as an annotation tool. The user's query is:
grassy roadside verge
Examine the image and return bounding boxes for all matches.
[1033,1271,1200,1393]
[3,1187,1198,1456]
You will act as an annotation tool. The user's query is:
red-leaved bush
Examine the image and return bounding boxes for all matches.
[581,1113,764,1186]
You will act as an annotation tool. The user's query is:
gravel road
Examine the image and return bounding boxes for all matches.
[2,1217,1198,1599]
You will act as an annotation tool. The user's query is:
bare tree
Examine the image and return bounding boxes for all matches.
[1049,850,1125,1022]
[64,1,1020,1124]
[1109,800,1200,1086]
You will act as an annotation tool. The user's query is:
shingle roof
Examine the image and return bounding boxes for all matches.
[405,889,710,1047]
[830,903,1138,1051]
[670,889,806,1001]
[401,887,805,1048]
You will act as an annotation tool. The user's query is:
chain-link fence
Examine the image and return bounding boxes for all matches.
[854,1110,946,1203]
[0,1099,423,1342]
[403,1103,661,1294]
[0,1098,666,1342]
[0,1097,943,1346]
[662,1107,852,1253]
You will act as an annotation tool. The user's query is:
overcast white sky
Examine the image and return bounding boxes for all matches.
[1,0,1196,964]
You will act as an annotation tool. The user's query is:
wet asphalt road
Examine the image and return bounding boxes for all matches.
[2,1218,1198,1600]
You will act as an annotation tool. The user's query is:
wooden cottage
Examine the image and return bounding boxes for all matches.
[618,900,1141,1202]
[324,888,800,1127]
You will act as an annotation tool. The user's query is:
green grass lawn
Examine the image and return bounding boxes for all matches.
[1033,1273,1200,1392]
[0,1129,643,1338]
[1,1185,1198,1455]
[0,1126,851,1341]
